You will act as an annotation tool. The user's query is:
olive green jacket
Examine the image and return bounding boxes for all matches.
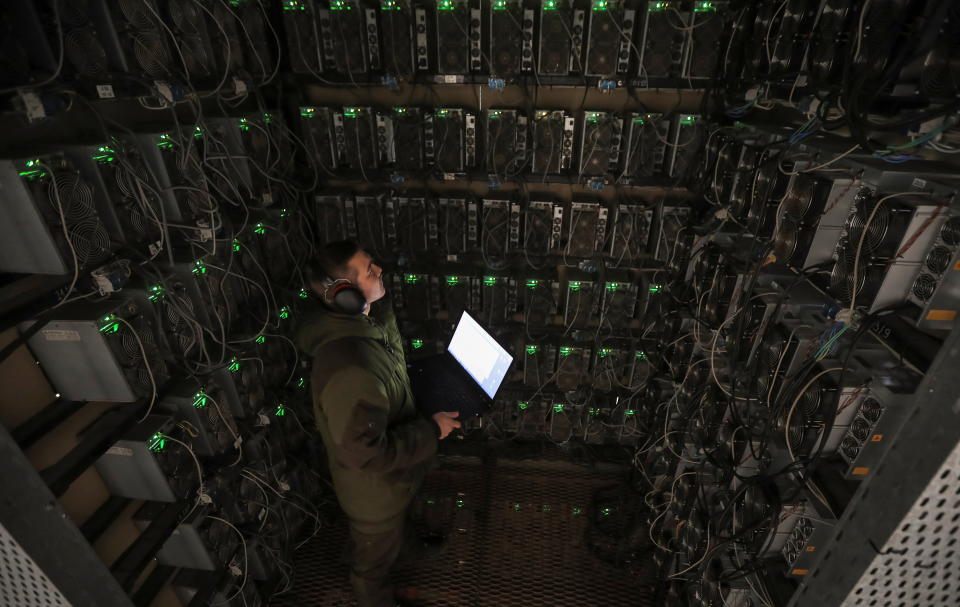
[295,300,438,533]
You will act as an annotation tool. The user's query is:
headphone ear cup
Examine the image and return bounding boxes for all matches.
[330,283,368,315]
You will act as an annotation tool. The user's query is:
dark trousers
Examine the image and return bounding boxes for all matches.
[348,512,412,607]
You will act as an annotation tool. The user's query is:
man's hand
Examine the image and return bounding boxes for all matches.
[432,411,461,439]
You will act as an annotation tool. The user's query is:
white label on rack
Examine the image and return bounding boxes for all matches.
[96,84,115,99]
[42,329,80,342]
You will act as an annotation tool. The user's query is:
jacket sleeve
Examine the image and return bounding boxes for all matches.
[319,366,438,473]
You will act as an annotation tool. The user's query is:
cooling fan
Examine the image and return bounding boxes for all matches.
[489,2,523,76]
[809,0,851,83]
[641,9,675,78]
[56,0,110,80]
[211,2,245,72]
[167,0,217,78]
[30,167,112,270]
[586,9,617,76]
[538,8,571,75]
[107,314,170,397]
[238,1,275,82]
[734,484,772,541]
[197,516,241,568]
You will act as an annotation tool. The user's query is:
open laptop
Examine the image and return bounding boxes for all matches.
[408,311,513,419]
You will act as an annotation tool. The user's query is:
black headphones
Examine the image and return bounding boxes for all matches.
[318,275,368,315]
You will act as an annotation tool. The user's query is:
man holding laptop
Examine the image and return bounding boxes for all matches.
[297,241,461,607]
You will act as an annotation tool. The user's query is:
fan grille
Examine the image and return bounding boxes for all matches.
[851,418,871,442]
[119,0,155,30]
[848,200,890,254]
[912,273,938,301]
[50,173,94,222]
[130,31,170,77]
[861,397,883,422]
[68,218,110,266]
[829,247,867,305]
[65,29,108,78]
[925,245,952,274]
[941,217,960,246]
[773,217,799,262]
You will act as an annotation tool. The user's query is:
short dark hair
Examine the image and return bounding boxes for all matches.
[306,240,361,284]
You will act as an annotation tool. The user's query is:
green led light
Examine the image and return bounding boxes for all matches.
[572,507,583,515]
[393,106,407,114]
[192,260,207,275]
[436,109,449,117]
[592,0,608,10]
[297,376,306,388]
[298,288,309,299]
[91,145,116,164]
[405,274,419,284]
[586,112,601,123]
[157,134,174,148]
[300,106,316,118]
[263,113,273,123]
[283,0,306,10]
[232,239,241,252]
[343,107,359,118]
[489,110,502,120]
[569,281,581,291]
[426,498,436,505]
[446,275,460,286]
[411,338,424,349]
[330,0,351,9]
[279,306,290,320]
[633,117,645,124]
[606,282,619,291]
[694,1,715,12]
[193,126,204,138]
[255,335,266,344]
[601,506,612,516]
[599,348,611,358]
[542,0,557,9]
[626,409,636,416]
[649,1,669,11]
[525,279,539,289]
[280,208,289,218]
[589,408,600,416]
[99,313,120,334]
[438,0,456,10]
[148,433,166,452]
[381,0,401,9]
[456,498,465,508]
[483,276,497,286]
[680,114,697,125]
[636,350,647,360]
[228,358,241,372]
[559,347,573,357]
[193,392,208,408]
[275,403,286,416]
[239,118,251,131]
[553,404,564,413]
[147,284,165,302]
[526,345,538,355]
[18,168,46,179]
[648,284,662,293]
[517,402,528,410]
[513,503,522,511]
[493,0,508,10]
[542,504,553,512]
[253,222,266,235]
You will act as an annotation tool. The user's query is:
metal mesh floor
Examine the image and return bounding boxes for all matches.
[270,453,656,607]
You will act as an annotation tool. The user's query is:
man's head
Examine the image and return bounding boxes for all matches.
[306,241,385,313]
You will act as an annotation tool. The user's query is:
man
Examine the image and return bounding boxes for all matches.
[296,240,461,607]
